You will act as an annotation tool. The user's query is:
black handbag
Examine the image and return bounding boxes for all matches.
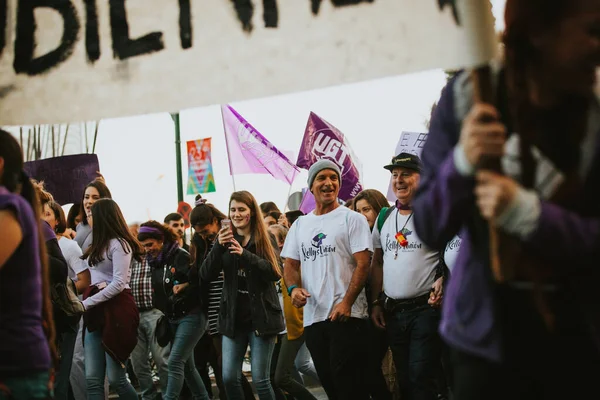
[155,315,172,347]
[51,278,85,317]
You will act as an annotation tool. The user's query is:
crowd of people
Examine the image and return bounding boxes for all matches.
[3,0,600,399]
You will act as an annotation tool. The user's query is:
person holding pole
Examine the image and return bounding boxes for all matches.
[413,1,600,399]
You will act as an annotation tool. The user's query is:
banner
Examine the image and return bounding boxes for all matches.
[222,105,299,184]
[24,154,100,205]
[186,138,216,195]
[297,112,362,202]
[0,1,497,125]
[387,131,428,201]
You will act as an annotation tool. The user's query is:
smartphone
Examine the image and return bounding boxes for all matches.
[221,219,231,232]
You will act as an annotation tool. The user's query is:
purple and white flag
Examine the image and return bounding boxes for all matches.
[222,105,299,184]
[296,112,362,202]
[387,131,428,201]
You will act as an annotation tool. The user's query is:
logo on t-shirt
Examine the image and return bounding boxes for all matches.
[384,232,422,253]
[311,233,327,247]
[301,232,336,261]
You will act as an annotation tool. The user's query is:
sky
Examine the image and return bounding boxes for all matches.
[6,0,507,224]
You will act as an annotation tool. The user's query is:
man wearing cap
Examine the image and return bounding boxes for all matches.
[370,153,445,400]
[282,159,373,400]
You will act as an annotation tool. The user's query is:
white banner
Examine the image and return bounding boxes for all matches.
[0,0,497,125]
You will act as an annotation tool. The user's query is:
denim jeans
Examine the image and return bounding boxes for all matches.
[294,342,319,382]
[164,311,210,400]
[386,305,442,400]
[304,318,369,400]
[222,331,276,400]
[130,309,171,400]
[274,333,317,400]
[55,325,78,400]
[84,328,138,400]
[0,371,51,400]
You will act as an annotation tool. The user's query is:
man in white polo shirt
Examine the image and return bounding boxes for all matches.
[282,159,373,400]
[370,153,445,400]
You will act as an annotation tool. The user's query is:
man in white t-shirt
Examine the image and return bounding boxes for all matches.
[370,153,445,400]
[282,159,372,400]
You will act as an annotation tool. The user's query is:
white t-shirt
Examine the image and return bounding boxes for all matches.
[444,236,462,273]
[58,236,88,281]
[372,209,438,299]
[281,206,372,327]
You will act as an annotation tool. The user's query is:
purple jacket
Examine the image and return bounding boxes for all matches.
[413,71,600,362]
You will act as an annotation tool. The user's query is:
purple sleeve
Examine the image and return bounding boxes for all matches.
[525,202,600,266]
[412,76,476,250]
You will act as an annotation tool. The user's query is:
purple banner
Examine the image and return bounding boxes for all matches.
[296,112,362,202]
[24,154,100,205]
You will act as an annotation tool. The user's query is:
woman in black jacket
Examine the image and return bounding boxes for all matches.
[200,191,284,400]
[137,221,210,400]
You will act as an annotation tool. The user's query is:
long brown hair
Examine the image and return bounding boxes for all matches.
[353,189,390,216]
[79,180,112,225]
[0,130,58,366]
[230,191,281,277]
[503,0,589,190]
[82,199,143,266]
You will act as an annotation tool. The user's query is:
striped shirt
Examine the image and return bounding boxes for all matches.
[208,271,224,336]
[130,258,153,310]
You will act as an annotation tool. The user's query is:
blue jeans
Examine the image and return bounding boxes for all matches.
[130,309,170,400]
[222,331,276,400]
[84,329,138,400]
[0,371,51,400]
[164,311,210,400]
[386,305,442,400]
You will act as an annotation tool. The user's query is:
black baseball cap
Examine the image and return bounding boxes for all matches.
[383,152,423,172]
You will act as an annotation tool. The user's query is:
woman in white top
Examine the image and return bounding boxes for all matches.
[42,200,90,292]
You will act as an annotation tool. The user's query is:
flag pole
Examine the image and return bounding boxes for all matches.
[221,105,237,192]
[472,65,504,282]
[283,182,294,212]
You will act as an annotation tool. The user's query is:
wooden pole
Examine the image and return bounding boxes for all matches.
[472,65,504,283]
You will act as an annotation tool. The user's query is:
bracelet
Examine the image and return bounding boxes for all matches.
[287,284,298,296]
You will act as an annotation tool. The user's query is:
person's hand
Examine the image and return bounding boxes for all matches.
[329,301,352,322]
[228,238,244,256]
[291,288,310,308]
[429,277,444,307]
[371,305,386,329]
[460,103,507,167]
[94,171,106,184]
[218,226,234,246]
[278,214,289,228]
[475,171,519,221]
[63,228,76,239]
[173,283,189,295]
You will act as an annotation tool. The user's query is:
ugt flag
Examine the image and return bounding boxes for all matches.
[187,138,216,195]
[297,112,363,202]
[221,105,299,184]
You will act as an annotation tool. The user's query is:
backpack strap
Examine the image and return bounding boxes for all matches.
[376,207,395,233]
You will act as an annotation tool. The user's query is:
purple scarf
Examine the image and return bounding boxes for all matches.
[147,241,179,268]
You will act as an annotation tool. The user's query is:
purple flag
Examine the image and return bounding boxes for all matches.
[299,188,316,214]
[222,105,299,184]
[297,112,362,201]
[24,154,100,205]
[386,132,428,201]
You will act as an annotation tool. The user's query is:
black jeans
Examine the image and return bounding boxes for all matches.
[451,285,600,400]
[386,304,442,400]
[366,321,392,400]
[305,318,369,400]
